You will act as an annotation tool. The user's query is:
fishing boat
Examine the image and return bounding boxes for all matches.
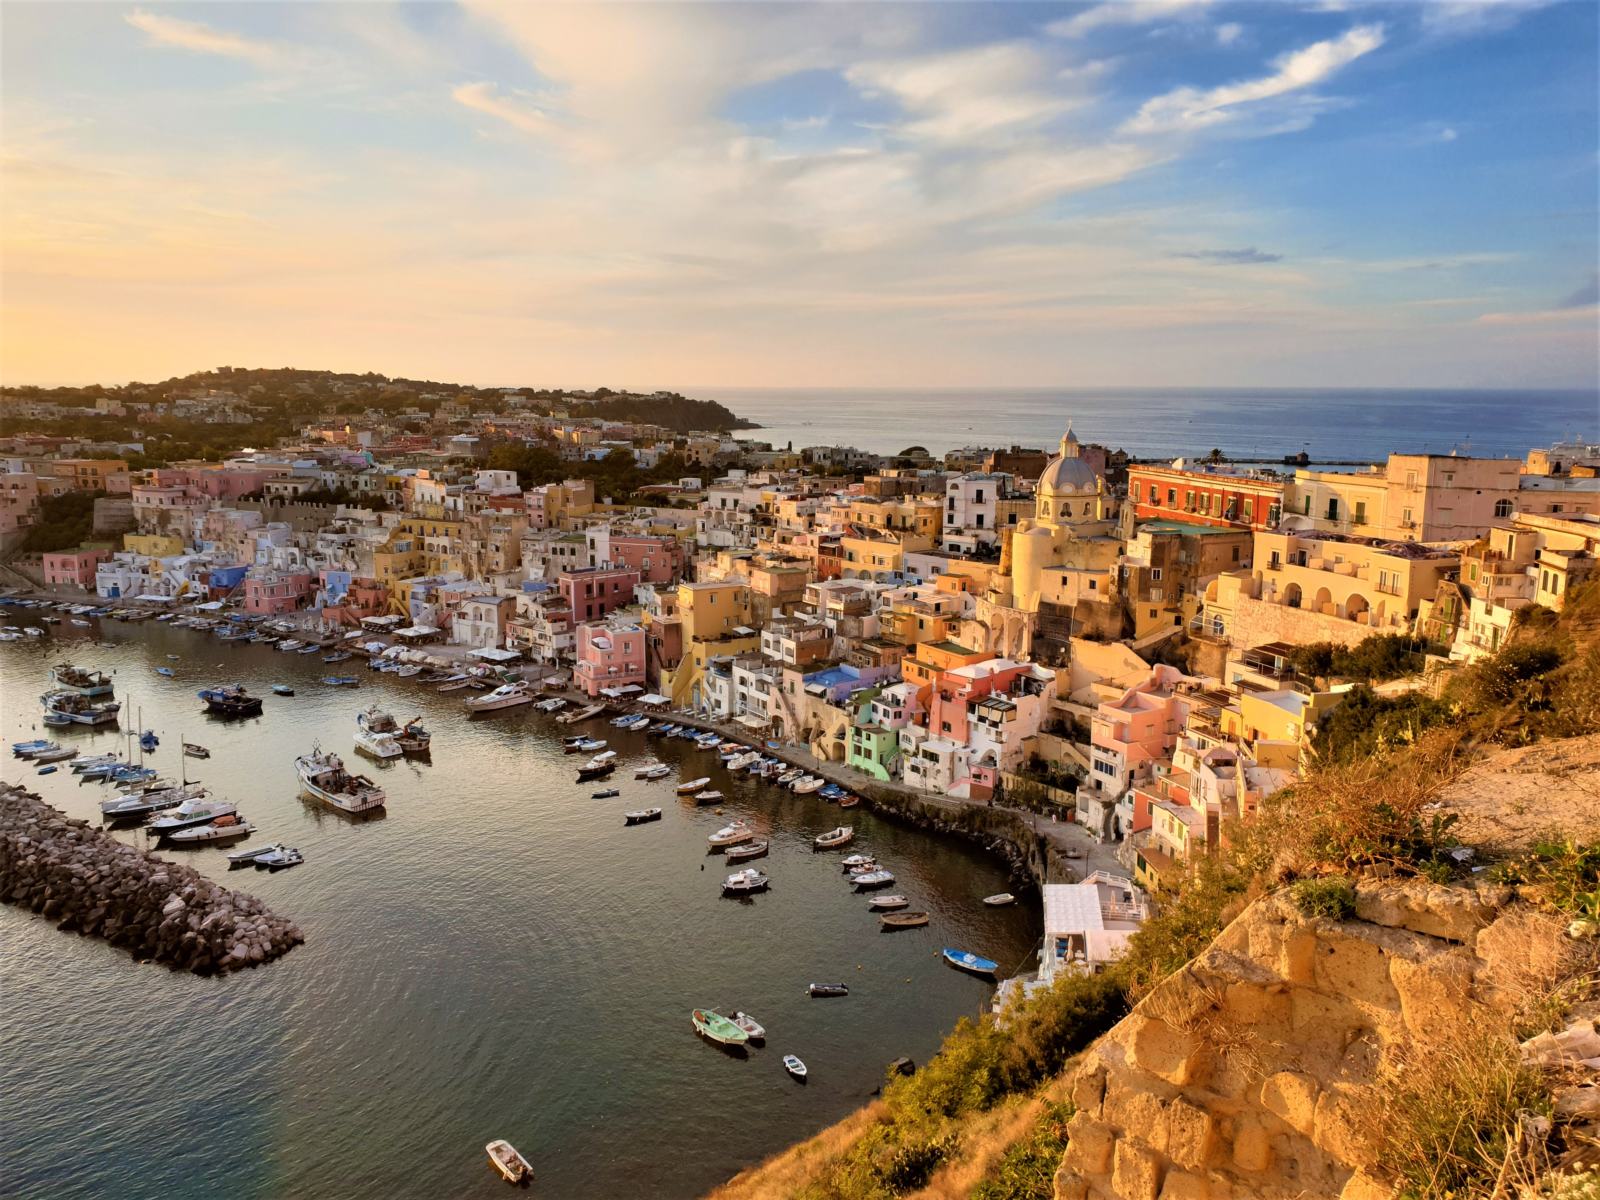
[807,983,849,998]
[465,681,537,713]
[691,1009,749,1047]
[353,708,403,760]
[868,894,910,911]
[321,675,359,687]
[707,821,753,848]
[675,777,711,795]
[793,777,825,794]
[692,789,724,805]
[623,808,662,825]
[42,691,122,726]
[167,815,255,845]
[722,868,770,895]
[182,742,210,759]
[852,869,896,890]
[813,826,854,849]
[227,843,280,867]
[271,684,295,697]
[296,748,386,813]
[982,893,1017,907]
[881,911,930,929]
[49,663,115,697]
[197,684,262,717]
[725,839,768,863]
[942,948,999,977]
[731,1012,766,1041]
[148,795,237,835]
[395,717,431,755]
[783,1054,808,1080]
[591,787,620,799]
[485,1139,533,1185]
[576,751,618,781]
[256,845,304,869]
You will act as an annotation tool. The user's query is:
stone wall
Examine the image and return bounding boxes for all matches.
[1055,880,1562,1200]
[1,785,303,974]
[1225,595,1375,654]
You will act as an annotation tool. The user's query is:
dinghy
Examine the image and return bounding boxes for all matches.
[942,948,999,977]
[623,808,662,825]
[731,1012,766,1041]
[674,777,711,795]
[881,911,930,929]
[725,839,768,863]
[806,983,849,998]
[485,1140,533,1185]
[813,826,854,849]
[982,893,1016,907]
[783,1054,808,1080]
[591,788,620,799]
[868,894,910,911]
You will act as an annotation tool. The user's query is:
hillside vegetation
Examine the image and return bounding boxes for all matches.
[711,582,1600,1200]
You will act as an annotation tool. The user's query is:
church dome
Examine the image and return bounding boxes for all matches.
[1037,425,1100,496]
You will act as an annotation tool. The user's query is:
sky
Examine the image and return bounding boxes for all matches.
[1,0,1597,391]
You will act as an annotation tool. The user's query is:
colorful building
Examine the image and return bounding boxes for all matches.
[42,547,111,590]
[575,621,648,697]
[1127,463,1284,531]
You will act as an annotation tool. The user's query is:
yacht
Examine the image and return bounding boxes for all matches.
[167,816,255,845]
[148,795,239,836]
[101,781,208,821]
[296,748,386,814]
[353,709,403,760]
[464,681,537,713]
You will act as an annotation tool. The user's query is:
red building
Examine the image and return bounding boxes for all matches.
[558,564,642,623]
[1127,464,1284,531]
[607,533,687,585]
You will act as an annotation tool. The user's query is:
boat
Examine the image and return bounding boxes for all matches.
[881,911,931,929]
[101,782,208,820]
[726,750,761,771]
[485,1139,533,1185]
[147,795,237,835]
[577,751,618,781]
[692,789,724,805]
[942,948,999,977]
[50,663,115,697]
[23,627,42,637]
[675,777,711,795]
[271,684,295,697]
[691,1008,749,1046]
[35,765,57,775]
[394,664,423,678]
[197,684,262,717]
[838,794,861,809]
[140,730,159,753]
[12,740,59,759]
[322,651,353,664]
[813,826,854,849]
[42,691,122,725]
[783,1054,808,1080]
[722,868,770,894]
[41,712,72,727]
[321,676,360,687]
[354,708,403,760]
[227,843,279,866]
[839,853,875,871]
[106,764,158,786]
[725,839,768,863]
[438,678,475,693]
[72,752,122,772]
[807,983,849,998]
[852,869,896,890]
[707,821,753,848]
[591,787,621,799]
[396,717,431,755]
[33,746,78,762]
[70,618,91,627]
[623,808,662,825]
[982,893,1017,907]
[555,702,605,725]
[868,894,910,911]
[156,667,175,677]
[256,845,304,869]
[465,681,537,713]
[296,748,386,813]
[183,743,210,759]
[167,815,255,844]
[793,777,825,794]
[634,762,669,779]
[731,1012,766,1041]
[533,697,567,712]
[278,639,305,652]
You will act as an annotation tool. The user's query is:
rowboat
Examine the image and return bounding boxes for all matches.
[881,911,930,929]
[807,983,849,998]
[731,1011,765,1041]
[692,789,724,805]
[868,894,909,910]
[793,777,825,794]
[983,893,1016,907]
[783,1054,808,1080]
[183,743,210,758]
[591,788,620,799]
[485,1139,533,1185]
[813,826,854,849]
[942,948,999,977]
[725,839,768,863]
[839,854,876,872]
[635,763,670,779]
[623,808,662,825]
[838,794,861,809]
[675,777,711,795]
[692,1008,749,1046]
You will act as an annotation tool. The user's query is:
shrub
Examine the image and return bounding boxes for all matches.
[1310,684,1452,763]
[1291,633,1429,683]
[1291,876,1357,919]
[1492,837,1600,922]
[969,1101,1074,1200]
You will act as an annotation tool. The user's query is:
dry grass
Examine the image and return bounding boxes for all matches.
[907,1077,1071,1200]
[706,1102,887,1200]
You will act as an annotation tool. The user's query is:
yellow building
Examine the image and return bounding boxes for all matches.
[123,532,185,557]
[374,530,427,610]
[657,581,759,709]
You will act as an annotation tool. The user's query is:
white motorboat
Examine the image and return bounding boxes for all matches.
[793,777,825,794]
[167,816,255,844]
[814,826,854,849]
[353,708,403,760]
[624,808,662,825]
[852,869,896,889]
[101,781,208,821]
[707,821,753,848]
[634,762,670,779]
[840,853,876,872]
[533,697,567,712]
[722,868,770,895]
[148,795,238,835]
[692,789,724,804]
[256,845,304,869]
[983,893,1017,907]
[227,843,280,866]
[296,748,386,813]
[675,777,711,795]
[731,1011,766,1041]
[728,751,761,771]
[485,1139,533,1185]
[464,681,537,713]
[868,894,910,910]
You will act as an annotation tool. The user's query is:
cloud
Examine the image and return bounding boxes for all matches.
[1123,23,1384,135]
[1558,273,1599,309]
[1419,0,1558,35]
[1215,22,1244,47]
[452,82,568,143]
[124,9,286,67]
[1046,0,1214,39]
[1172,246,1283,264]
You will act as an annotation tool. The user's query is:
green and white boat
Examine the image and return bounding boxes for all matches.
[691,1009,749,1047]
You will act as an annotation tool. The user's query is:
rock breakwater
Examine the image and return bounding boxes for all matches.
[1,784,303,974]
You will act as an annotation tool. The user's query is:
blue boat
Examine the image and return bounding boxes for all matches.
[36,765,57,775]
[942,948,999,977]
[12,739,53,756]
[140,730,159,752]
[156,667,175,677]
[321,676,359,687]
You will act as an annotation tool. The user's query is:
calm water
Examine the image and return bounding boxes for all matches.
[0,620,1038,1199]
[698,386,1599,461]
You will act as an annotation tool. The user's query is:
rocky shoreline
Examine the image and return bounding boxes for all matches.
[0,784,303,974]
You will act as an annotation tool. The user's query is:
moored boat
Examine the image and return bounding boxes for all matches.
[197,684,262,717]
[227,842,280,867]
[321,675,360,687]
[50,662,115,697]
[707,821,753,848]
[167,815,255,844]
[793,776,825,794]
[33,746,77,762]
[42,690,122,725]
[881,911,930,929]
[868,894,910,911]
[147,795,237,835]
[725,839,768,863]
[692,789,724,805]
[691,1008,749,1046]
[634,762,670,779]
[271,684,295,697]
[465,681,537,713]
[722,868,770,894]
[982,893,1016,907]
[101,781,207,821]
[576,751,618,781]
[256,845,304,869]
[623,808,662,825]
[296,748,386,813]
[806,983,849,998]
[485,1139,533,1185]
[555,702,605,725]
[839,853,875,872]
[783,1054,808,1079]
[675,776,711,795]
[942,947,999,977]
[813,826,854,849]
[731,1011,766,1041]
[354,708,403,760]
[591,787,620,799]
[182,742,210,758]
[852,869,896,890]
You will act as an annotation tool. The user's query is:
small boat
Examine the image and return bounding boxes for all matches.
[321,676,359,687]
[256,845,304,869]
[227,843,279,866]
[982,893,1016,907]
[731,1012,765,1041]
[623,808,662,825]
[394,664,423,678]
[634,762,669,779]
[852,870,896,890]
[72,753,122,773]
[23,627,42,637]
[692,1008,749,1046]
[485,1139,533,1185]
[42,691,122,725]
[793,777,825,794]
[167,815,255,844]
[296,748,386,813]
[814,826,854,850]
[36,765,57,775]
[692,789,724,805]
[591,788,620,799]
[675,777,711,795]
[14,740,61,759]
[465,681,537,713]
[881,911,930,929]
[147,795,236,834]
[533,697,566,711]
[70,618,92,626]
[807,983,849,998]
[197,684,262,717]
[577,752,618,781]
[555,702,605,725]
[354,708,403,760]
[156,667,175,677]
[297,644,321,655]
[140,730,159,753]
[322,651,353,663]
[868,894,910,911]
[725,839,768,863]
[728,751,761,771]
[838,795,861,809]
[840,854,876,872]
[271,684,295,697]
[183,743,210,759]
[722,868,769,894]
[783,1054,808,1080]
[942,948,999,977]
[33,746,78,763]
[278,639,305,652]
[707,821,753,848]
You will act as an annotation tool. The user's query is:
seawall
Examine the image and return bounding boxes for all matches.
[0,784,304,974]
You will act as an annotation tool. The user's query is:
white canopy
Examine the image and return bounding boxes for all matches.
[470,647,521,662]
[638,693,669,706]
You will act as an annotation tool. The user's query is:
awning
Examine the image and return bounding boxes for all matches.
[362,615,404,628]
[134,593,175,602]
[470,647,521,661]
[736,713,771,730]
[195,601,224,611]
[638,693,669,706]
[395,625,439,637]
[614,683,643,695]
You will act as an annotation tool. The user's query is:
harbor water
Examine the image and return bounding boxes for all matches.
[0,618,1040,1199]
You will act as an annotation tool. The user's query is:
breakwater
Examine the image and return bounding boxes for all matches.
[0,784,303,974]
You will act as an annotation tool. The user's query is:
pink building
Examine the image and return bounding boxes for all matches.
[608,534,687,585]
[1084,665,1197,839]
[574,621,647,697]
[559,564,641,623]
[42,548,111,590]
[924,657,1056,771]
[243,569,314,615]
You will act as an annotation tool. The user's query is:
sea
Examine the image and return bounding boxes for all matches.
[0,623,1039,1199]
[695,387,1600,462]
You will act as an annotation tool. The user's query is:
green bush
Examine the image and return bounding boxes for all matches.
[969,1102,1074,1200]
[1291,876,1357,919]
[1309,684,1452,763]
[1291,634,1428,683]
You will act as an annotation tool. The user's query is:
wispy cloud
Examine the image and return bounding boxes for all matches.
[1558,273,1599,309]
[1046,0,1214,39]
[1215,22,1245,47]
[1419,0,1559,36]
[1172,246,1283,264]
[124,9,287,68]
[452,82,568,143]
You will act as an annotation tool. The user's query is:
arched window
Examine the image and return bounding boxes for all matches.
[1494,499,1513,519]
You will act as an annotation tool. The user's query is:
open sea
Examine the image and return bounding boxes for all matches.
[0,621,1039,1199]
[696,387,1599,461]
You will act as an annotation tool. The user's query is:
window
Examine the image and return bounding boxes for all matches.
[1166,488,1177,506]
[1150,567,1162,581]
[1353,501,1367,525]
[1493,499,1513,518]
[1148,485,1158,504]
[1326,499,1340,521]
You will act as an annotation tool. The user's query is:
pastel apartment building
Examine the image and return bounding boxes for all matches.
[243,569,314,615]
[43,547,111,590]
[1084,665,1196,840]
[1286,453,1521,542]
[574,622,647,696]
[559,564,642,623]
[1127,463,1284,531]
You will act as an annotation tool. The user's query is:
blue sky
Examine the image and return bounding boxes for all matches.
[2,0,1596,390]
